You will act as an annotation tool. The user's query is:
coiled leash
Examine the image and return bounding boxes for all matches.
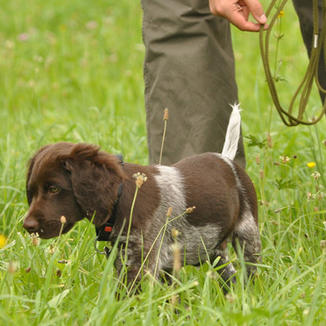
[260,0,326,126]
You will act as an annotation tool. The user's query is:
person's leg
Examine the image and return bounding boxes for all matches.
[292,0,326,102]
[141,0,245,167]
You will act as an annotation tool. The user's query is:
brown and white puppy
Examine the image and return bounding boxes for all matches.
[24,105,261,284]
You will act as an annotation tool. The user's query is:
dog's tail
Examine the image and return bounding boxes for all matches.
[221,103,241,161]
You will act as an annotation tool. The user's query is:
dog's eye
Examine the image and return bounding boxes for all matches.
[48,185,60,194]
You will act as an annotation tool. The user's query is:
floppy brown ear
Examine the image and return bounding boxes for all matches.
[62,143,126,226]
[26,145,50,204]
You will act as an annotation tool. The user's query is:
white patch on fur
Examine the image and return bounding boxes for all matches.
[151,165,186,270]
[154,165,187,214]
[235,209,257,235]
[235,209,261,268]
[228,261,237,275]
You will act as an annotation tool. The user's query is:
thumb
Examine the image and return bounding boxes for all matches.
[243,0,267,24]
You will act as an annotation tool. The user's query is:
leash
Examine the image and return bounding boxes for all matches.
[94,154,124,257]
[259,0,326,126]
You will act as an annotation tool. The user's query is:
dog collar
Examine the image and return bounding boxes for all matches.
[95,182,123,241]
[94,154,124,244]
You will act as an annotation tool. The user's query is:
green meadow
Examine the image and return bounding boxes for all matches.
[0,0,325,324]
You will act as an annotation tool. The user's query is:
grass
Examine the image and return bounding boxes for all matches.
[0,0,326,324]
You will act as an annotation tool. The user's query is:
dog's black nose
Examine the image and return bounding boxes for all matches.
[23,216,40,233]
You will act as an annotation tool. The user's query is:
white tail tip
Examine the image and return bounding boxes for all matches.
[221,103,241,160]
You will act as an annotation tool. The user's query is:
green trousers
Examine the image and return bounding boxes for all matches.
[293,0,326,102]
[142,0,325,166]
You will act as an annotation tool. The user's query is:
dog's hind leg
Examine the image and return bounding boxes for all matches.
[232,209,261,278]
[212,240,236,286]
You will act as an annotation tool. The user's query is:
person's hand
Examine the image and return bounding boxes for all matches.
[209,0,267,32]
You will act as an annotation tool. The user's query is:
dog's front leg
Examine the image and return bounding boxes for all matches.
[114,240,149,288]
[114,239,162,290]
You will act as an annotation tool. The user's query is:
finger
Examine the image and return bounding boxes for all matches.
[241,5,269,30]
[242,0,267,24]
[242,6,250,21]
[228,12,262,32]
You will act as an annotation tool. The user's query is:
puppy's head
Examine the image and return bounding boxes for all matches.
[23,142,126,239]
